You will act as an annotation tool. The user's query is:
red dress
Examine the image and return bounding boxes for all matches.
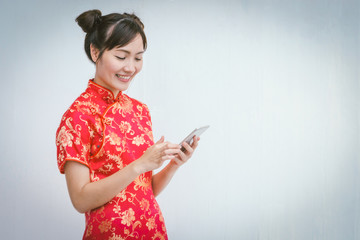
[56,80,168,240]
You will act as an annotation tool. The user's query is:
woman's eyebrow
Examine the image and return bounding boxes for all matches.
[116,49,144,55]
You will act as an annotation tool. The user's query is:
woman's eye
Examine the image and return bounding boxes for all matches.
[135,58,142,61]
[116,56,125,60]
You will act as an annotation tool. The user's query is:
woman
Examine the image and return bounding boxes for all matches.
[56,9,200,240]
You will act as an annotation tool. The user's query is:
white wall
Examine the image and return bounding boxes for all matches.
[0,0,359,239]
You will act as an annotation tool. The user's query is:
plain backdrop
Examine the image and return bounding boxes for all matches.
[0,0,359,239]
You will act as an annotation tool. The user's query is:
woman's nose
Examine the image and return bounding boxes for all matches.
[124,60,135,73]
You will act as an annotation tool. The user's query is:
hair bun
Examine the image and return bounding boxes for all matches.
[76,9,102,33]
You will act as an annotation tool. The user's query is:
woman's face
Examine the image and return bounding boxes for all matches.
[92,34,144,96]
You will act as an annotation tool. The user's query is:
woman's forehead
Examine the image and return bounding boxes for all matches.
[113,34,144,52]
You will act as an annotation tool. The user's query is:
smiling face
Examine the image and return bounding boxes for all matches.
[91,34,144,96]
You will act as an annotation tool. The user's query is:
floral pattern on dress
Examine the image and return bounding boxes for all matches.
[56,80,168,240]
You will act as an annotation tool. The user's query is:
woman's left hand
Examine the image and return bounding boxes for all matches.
[172,136,200,167]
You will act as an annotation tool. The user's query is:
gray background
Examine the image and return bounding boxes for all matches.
[0,0,359,239]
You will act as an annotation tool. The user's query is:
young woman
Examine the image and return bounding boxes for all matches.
[56,9,200,240]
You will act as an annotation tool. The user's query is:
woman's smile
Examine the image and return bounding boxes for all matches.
[115,74,132,82]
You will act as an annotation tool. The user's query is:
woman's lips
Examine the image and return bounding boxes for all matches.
[116,74,132,82]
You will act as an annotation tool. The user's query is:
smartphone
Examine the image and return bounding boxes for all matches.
[179,125,209,152]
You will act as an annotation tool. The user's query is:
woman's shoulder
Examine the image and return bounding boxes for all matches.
[59,91,99,125]
[123,93,150,112]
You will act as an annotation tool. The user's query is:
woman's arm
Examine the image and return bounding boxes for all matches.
[152,136,200,197]
[65,160,139,213]
[64,137,180,213]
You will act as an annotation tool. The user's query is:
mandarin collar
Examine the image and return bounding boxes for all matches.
[87,79,123,104]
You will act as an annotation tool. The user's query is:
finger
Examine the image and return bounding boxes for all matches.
[162,154,175,161]
[177,149,187,160]
[182,142,194,154]
[155,136,165,144]
[166,143,182,149]
[164,148,181,155]
[191,136,199,149]
[159,142,171,153]
[159,142,180,154]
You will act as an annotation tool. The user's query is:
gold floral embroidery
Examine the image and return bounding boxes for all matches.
[109,132,122,145]
[146,216,156,231]
[90,170,100,182]
[113,205,121,214]
[107,152,124,170]
[109,233,125,240]
[132,135,145,146]
[152,231,166,240]
[112,97,133,117]
[103,117,114,125]
[121,208,135,226]
[74,100,100,115]
[115,190,127,202]
[139,198,150,212]
[106,132,127,153]
[132,106,153,144]
[56,126,73,148]
[98,219,112,233]
[98,162,113,174]
[119,121,132,134]
[56,116,91,172]
[94,117,103,132]
[85,224,93,237]
[134,173,151,194]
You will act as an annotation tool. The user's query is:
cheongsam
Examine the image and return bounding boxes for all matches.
[56,80,168,240]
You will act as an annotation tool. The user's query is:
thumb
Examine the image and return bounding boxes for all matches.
[155,136,165,144]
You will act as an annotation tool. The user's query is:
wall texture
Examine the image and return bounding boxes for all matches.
[0,0,358,239]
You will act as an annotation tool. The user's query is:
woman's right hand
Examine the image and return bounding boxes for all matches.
[134,136,181,174]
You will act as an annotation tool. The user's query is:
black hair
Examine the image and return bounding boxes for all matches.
[76,9,147,63]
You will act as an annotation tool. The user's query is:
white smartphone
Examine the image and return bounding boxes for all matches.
[179,125,209,152]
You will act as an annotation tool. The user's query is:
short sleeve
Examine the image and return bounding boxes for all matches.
[56,111,91,174]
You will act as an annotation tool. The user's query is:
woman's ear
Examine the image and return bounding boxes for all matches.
[90,44,100,63]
